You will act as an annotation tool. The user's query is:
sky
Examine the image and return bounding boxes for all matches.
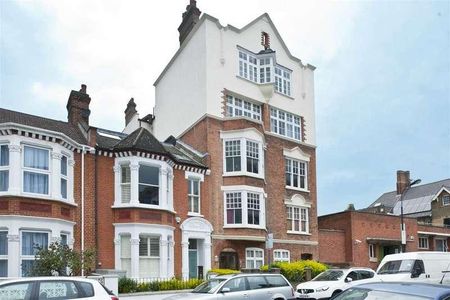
[1,0,449,215]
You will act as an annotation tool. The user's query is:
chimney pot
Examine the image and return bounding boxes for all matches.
[80,84,87,93]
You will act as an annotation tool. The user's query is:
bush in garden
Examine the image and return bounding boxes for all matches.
[118,277,204,293]
[260,260,328,283]
[207,268,241,276]
[118,277,138,293]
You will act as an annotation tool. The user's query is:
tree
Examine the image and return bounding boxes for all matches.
[28,242,96,277]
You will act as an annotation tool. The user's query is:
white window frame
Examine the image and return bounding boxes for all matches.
[0,231,7,277]
[368,244,377,262]
[275,66,292,97]
[285,158,308,191]
[138,163,160,205]
[120,234,131,276]
[188,178,200,215]
[226,95,261,121]
[245,248,264,269]
[139,236,160,258]
[443,195,450,206]
[270,107,302,141]
[223,138,264,179]
[222,186,266,229]
[22,144,51,196]
[120,163,131,204]
[273,249,290,262]
[0,144,9,193]
[60,154,68,199]
[286,205,309,234]
[20,230,49,276]
[418,236,429,249]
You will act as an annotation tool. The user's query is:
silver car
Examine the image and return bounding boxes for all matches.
[163,273,296,300]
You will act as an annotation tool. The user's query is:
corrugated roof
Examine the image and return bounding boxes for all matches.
[0,108,87,144]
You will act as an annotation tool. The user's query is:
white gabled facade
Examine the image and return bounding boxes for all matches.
[154,13,316,146]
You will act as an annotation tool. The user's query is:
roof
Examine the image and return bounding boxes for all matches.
[96,128,207,169]
[0,108,87,145]
[368,179,450,215]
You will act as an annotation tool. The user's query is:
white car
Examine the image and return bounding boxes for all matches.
[296,268,377,299]
[0,277,118,300]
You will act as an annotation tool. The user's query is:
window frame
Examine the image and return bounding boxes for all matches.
[226,95,262,121]
[139,236,160,258]
[285,158,308,191]
[443,195,450,206]
[418,236,429,249]
[0,231,7,277]
[270,107,302,141]
[60,154,68,199]
[0,144,9,193]
[22,144,51,196]
[275,66,292,97]
[20,230,49,276]
[223,188,265,229]
[138,163,160,205]
[223,138,263,178]
[188,177,201,215]
[120,163,131,204]
[368,244,377,262]
[273,249,290,262]
[245,248,264,269]
[286,205,309,234]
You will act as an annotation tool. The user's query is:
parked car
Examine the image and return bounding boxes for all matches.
[163,273,296,300]
[296,267,377,299]
[376,251,450,284]
[0,277,118,300]
[330,282,450,300]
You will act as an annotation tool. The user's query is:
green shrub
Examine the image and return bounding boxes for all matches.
[118,277,204,293]
[260,260,328,284]
[208,268,241,276]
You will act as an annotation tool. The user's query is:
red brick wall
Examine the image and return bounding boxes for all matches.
[319,229,346,264]
[0,197,75,221]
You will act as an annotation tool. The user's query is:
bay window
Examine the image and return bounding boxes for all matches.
[188,178,200,214]
[223,137,263,178]
[139,236,160,278]
[120,235,131,276]
[23,146,49,195]
[285,158,307,190]
[271,108,301,141]
[245,248,264,269]
[139,165,159,205]
[21,231,49,276]
[121,164,131,203]
[223,187,265,228]
[0,145,9,192]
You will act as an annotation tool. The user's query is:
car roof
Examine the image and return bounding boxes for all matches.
[212,273,285,279]
[353,282,450,297]
[327,268,374,272]
[0,277,100,285]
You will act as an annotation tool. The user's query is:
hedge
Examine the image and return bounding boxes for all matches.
[118,277,204,294]
[207,268,241,276]
[260,260,328,283]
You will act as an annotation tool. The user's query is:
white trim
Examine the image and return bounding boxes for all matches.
[418,231,450,237]
[432,187,450,201]
[245,247,264,269]
[273,249,290,262]
[184,171,204,182]
[221,185,265,194]
[222,188,266,229]
[212,234,266,242]
[283,147,310,162]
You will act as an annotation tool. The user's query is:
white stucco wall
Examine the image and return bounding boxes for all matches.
[154,14,316,145]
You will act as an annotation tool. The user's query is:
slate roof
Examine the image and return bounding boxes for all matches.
[368,179,450,215]
[0,108,87,144]
[96,128,207,169]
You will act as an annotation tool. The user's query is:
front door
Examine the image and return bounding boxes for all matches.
[220,251,239,270]
[189,239,198,278]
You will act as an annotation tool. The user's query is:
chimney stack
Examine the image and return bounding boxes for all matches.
[178,0,201,45]
[125,98,138,126]
[67,84,91,130]
[396,170,410,195]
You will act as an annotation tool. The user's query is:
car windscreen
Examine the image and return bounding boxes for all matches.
[192,278,227,293]
[312,270,344,281]
[378,259,415,274]
[332,287,432,300]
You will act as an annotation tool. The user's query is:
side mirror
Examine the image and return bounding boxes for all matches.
[221,287,231,293]
[411,268,422,278]
[345,277,353,283]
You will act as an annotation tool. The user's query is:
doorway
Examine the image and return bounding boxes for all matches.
[219,251,239,270]
[188,239,198,278]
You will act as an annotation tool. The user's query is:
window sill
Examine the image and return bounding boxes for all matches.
[223,224,266,230]
[0,192,77,207]
[112,203,176,214]
[187,212,204,218]
[285,186,310,193]
[369,258,378,263]
[274,90,295,100]
[287,231,311,236]
[223,172,264,180]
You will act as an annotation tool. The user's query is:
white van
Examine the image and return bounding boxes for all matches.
[376,252,450,284]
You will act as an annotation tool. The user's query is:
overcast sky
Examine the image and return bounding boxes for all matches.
[1,0,449,215]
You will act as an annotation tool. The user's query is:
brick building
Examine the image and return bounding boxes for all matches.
[0,1,318,279]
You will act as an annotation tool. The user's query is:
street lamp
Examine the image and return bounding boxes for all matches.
[400,178,421,253]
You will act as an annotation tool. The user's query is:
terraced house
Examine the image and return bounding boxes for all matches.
[0,1,318,279]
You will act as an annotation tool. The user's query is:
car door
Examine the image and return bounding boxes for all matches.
[218,277,248,300]
[245,276,271,300]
